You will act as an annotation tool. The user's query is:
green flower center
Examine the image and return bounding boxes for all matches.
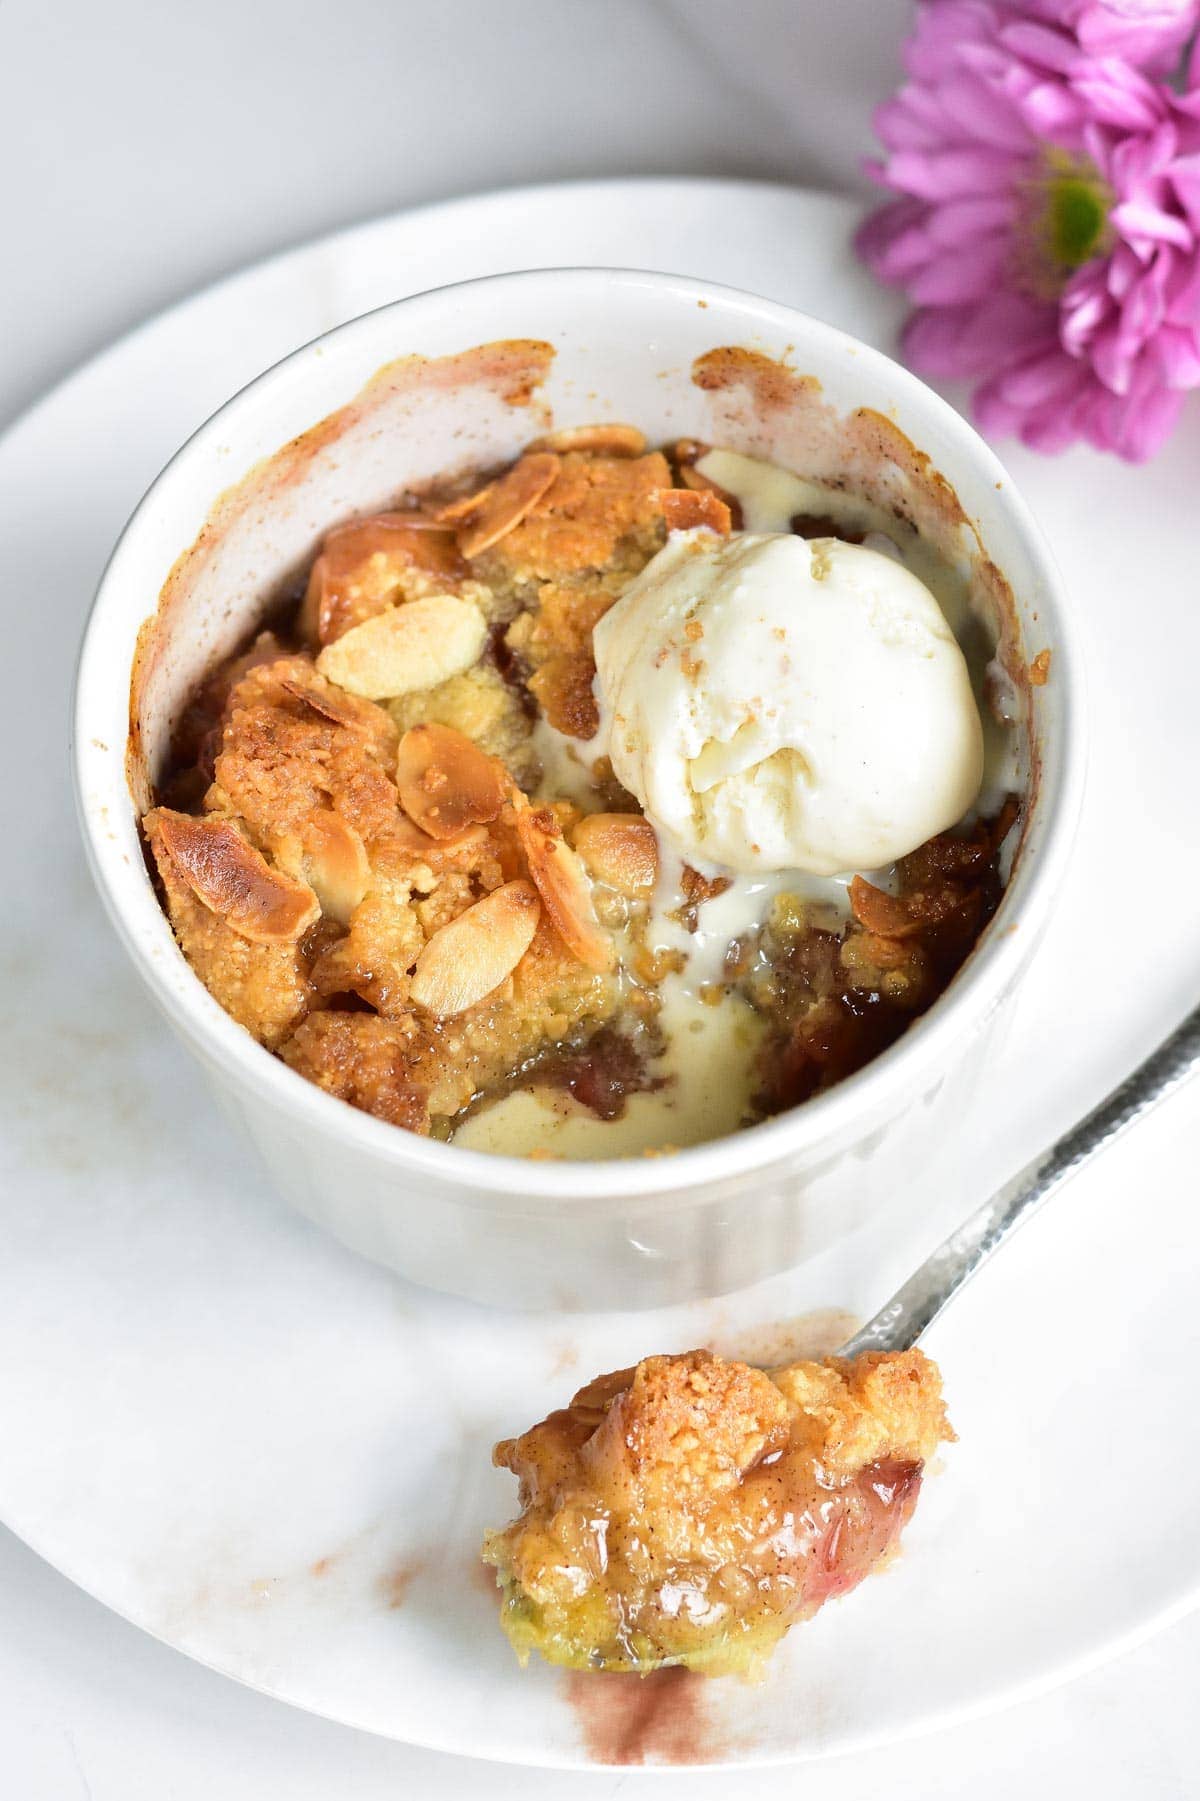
[1048,176,1109,269]
[1016,151,1114,300]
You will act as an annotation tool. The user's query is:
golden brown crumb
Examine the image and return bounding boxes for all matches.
[300,512,467,646]
[660,487,732,535]
[528,652,600,739]
[771,1350,953,1474]
[145,813,314,1048]
[387,665,535,784]
[281,1010,431,1130]
[210,655,399,844]
[482,451,671,579]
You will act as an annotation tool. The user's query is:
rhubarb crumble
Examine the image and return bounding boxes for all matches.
[483,1345,952,1675]
[143,425,1022,1155]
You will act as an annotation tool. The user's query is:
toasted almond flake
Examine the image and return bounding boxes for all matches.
[299,513,466,645]
[660,488,732,535]
[388,814,492,861]
[150,809,319,943]
[278,675,376,733]
[431,488,489,525]
[532,423,647,457]
[848,875,922,940]
[678,462,741,529]
[516,802,614,972]
[389,813,450,854]
[572,813,658,898]
[275,810,369,925]
[315,594,487,699]
[409,880,541,1016]
[436,453,560,557]
[395,721,509,839]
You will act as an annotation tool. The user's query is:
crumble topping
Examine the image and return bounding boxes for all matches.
[483,1346,952,1674]
[143,433,1018,1148]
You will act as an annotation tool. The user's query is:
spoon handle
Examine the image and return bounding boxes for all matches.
[837,1002,1200,1360]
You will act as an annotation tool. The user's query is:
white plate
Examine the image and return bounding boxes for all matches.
[3,178,1199,1769]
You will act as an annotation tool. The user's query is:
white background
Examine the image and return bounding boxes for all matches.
[3,1,1197,1794]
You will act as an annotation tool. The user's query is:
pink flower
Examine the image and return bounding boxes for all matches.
[1012,0,1198,73]
[857,0,1200,459]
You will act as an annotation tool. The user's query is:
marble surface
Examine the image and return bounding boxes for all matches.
[4,0,1198,1794]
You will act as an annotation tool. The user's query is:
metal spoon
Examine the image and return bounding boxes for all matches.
[838,1002,1200,1359]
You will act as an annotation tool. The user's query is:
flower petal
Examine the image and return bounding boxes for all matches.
[909,241,1011,304]
[1152,321,1200,385]
[927,194,1021,243]
[1110,197,1194,248]
[884,146,1027,201]
[1019,81,1088,141]
[854,198,935,281]
[1102,376,1185,460]
[903,293,1054,378]
[937,74,1033,149]
[1166,151,1200,231]
[1070,62,1168,133]
[1060,268,1112,353]
[1000,21,1080,74]
[1076,2,1197,76]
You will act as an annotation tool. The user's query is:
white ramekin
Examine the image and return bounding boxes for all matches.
[73,268,1084,1310]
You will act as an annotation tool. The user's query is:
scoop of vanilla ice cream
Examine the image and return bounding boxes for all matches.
[592,530,984,876]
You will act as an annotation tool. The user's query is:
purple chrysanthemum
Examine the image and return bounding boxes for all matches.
[857,0,1200,459]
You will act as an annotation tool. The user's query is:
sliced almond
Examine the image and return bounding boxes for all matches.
[392,814,489,856]
[848,876,922,940]
[410,880,541,1016]
[275,810,370,925]
[432,488,492,526]
[435,453,560,557]
[678,462,742,528]
[299,513,466,645]
[150,809,319,943]
[516,802,614,972]
[315,594,487,699]
[572,813,658,898]
[388,812,453,856]
[278,675,378,734]
[533,424,647,457]
[660,488,732,536]
[394,721,508,840]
